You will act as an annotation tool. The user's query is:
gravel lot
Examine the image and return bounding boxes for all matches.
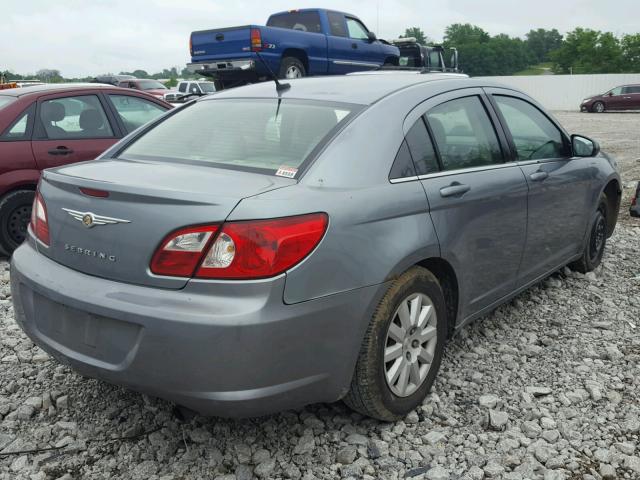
[0,112,639,480]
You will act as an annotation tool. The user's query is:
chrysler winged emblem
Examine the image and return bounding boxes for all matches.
[62,208,131,228]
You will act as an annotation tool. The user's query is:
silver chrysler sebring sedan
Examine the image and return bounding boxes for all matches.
[11,73,621,420]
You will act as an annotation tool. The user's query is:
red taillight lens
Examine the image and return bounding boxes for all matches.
[30,192,50,246]
[150,224,219,277]
[150,213,328,280]
[79,187,109,198]
[189,35,193,56]
[250,28,262,52]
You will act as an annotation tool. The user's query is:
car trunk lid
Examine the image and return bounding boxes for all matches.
[37,158,294,289]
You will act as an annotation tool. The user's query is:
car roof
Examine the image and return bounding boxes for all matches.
[205,73,486,106]
[0,83,117,97]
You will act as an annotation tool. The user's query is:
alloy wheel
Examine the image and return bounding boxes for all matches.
[384,293,438,397]
[285,66,303,79]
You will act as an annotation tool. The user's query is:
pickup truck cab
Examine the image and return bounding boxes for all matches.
[187,9,399,87]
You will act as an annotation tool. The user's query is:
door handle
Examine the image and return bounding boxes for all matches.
[529,171,549,182]
[48,146,74,156]
[439,183,470,197]
[351,43,358,49]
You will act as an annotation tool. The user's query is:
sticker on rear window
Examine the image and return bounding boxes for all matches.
[275,166,298,178]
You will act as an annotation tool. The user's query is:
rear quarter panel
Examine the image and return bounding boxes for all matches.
[259,27,329,75]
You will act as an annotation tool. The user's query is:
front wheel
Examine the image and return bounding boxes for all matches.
[279,57,306,79]
[344,267,447,421]
[592,101,605,113]
[0,190,35,255]
[569,194,608,273]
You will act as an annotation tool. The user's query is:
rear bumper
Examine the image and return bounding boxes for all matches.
[11,241,383,417]
[186,59,255,73]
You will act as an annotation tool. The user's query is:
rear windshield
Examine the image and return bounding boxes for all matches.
[120,98,359,176]
[0,96,16,109]
[199,82,215,93]
[138,80,167,90]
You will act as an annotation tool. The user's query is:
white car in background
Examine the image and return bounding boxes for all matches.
[164,80,216,103]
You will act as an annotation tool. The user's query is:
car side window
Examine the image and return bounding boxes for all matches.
[0,105,34,140]
[493,95,569,161]
[405,118,439,175]
[610,87,622,96]
[108,95,166,134]
[389,141,417,180]
[39,95,114,140]
[346,17,369,40]
[425,96,503,171]
[178,83,187,93]
[327,12,347,37]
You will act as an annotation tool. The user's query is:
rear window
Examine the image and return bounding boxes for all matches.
[119,99,359,176]
[0,96,16,109]
[267,12,322,33]
[138,80,167,90]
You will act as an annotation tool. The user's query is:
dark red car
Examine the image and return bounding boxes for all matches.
[117,79,169,100]
[580,84,640,112]
[0,84,171,253]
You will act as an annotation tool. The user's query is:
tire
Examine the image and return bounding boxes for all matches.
[592,101,605,113]
[279,57,306,79]
[0,189,35,255]
[344,266,447,421]
[569,194,608,273]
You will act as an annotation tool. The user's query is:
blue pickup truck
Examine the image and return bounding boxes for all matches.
[186,9,400,87]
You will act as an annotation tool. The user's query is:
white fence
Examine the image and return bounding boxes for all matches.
[478,73,640,111]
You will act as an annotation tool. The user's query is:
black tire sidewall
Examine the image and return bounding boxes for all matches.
[0,190,35,254]
[279,57,305,79]
[586,199,607,269]
[373,271,447,417]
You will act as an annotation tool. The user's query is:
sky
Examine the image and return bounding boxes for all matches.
[1,0,638,78]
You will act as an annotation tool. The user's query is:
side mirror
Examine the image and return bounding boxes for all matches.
[571,134,600,157]
[367,31,377,42]
[608,92,613,97]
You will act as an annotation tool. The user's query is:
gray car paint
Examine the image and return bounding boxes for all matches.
[11,73,621,417]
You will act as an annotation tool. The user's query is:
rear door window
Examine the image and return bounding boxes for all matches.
[120,99,360,177]
[493,95,568,161]
[108,94,166,134]
[267,11,322,33]
[405,118,439,175]
[327,11,347,37]
[39,95,114,139]
[425,96,503,171]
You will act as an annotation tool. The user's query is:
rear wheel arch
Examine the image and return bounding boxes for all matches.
[383,56,399,66]
[416,258,459,338]
[280,49,309,73]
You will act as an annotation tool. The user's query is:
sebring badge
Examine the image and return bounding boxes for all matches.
[62,209,131,228]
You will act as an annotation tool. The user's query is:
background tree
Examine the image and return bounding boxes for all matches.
[621,33,640,72]
[401,27,429,44]
[549,28,623,74]
[35,69,63,83]
[525,28,563,63]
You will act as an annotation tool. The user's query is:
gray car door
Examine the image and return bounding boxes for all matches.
[403,89,529,322]
[486,88,594,286]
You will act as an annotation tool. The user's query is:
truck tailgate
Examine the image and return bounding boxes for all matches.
[191,26,253,60]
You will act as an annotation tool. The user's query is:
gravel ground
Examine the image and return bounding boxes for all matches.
[0,112,639,480]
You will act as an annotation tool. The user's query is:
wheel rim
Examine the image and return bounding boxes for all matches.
[589,214,606,262]
[7,204,31,246]
[595,103,604,112]
[384,293,438,397]
[285,65,302,79]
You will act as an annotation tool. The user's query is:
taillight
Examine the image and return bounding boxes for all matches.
[30,192,50,246]
[150,213,328,280]
[150,224,219,277]
[250,28,262,52]
[189,35,193,56]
